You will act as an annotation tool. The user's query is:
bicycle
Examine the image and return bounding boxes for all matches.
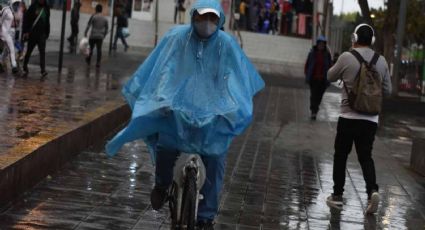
[168,153,206,230]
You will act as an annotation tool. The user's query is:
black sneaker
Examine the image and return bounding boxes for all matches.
[12,67,19,74]
[22,67,28,77]
[150,186,168,210]
[310,113,317,121]
[326,194,343,210]
[196,220,214,230]
[41,71,48,77]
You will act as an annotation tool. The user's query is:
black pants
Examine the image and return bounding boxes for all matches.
[333,117,379,199]
[113,27,128,48]
[68,24,79,48]
[24,34,47,72]
[88,38,103,65]
[309,79,327,114]
[174,6,178,24]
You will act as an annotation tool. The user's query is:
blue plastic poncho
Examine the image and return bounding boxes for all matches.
[105,0,265,158]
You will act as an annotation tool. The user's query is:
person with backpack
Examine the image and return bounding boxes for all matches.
[0,0,19,74]
[22,0,50,77]
[325,24,392,214]
[84,4,108,68]
[304,35,332,120]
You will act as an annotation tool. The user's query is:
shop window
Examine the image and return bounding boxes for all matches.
[134,0,142,11]
[142,0,151,12]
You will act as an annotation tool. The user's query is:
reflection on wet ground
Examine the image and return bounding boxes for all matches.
[0,52,143,157]
[1,83,425,229]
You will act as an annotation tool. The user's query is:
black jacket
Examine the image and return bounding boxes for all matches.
[23,2,50,38]
[116,15,128,28]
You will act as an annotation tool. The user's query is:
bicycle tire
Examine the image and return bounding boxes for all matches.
[180,168,197,230]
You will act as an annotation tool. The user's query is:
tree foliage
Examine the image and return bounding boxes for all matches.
[405,0,425,43]
[355,0,425,62]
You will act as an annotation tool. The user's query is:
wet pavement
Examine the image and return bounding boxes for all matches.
[0,51,144,160]
[1,80,425,229]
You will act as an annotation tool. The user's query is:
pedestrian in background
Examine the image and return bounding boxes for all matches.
[84,4,108,68]
[249,1,258,31]
[177,0,186,24]
[22,0,50,77]
[304,35,332,120]
[269,0,278,34]
[0,0,19,74]
[173,0,178,23]
[238,0,246,30]
[325,24,392,214]
[112,8,129,52]
[67,1,81,53]
[13,0,26,61]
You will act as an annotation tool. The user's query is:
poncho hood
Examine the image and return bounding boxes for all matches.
[190,0,226,29]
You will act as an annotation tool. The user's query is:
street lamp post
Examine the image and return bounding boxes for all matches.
[154,0,159,46]
[109,0,116,55]
[58,0,67,73]
[312,0,317,44]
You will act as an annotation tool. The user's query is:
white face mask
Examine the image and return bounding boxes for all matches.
[194,20,218,38]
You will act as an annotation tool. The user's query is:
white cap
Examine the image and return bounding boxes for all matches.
[197,8,220,17]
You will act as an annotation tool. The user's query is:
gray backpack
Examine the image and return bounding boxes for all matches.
[343,50,382,115]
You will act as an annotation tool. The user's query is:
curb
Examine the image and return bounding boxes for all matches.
[0,102,130,210]
[45,40,305,78]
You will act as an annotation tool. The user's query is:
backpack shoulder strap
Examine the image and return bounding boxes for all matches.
[31,8,44,30]
[369,52,380,66]
[350,49,365,64]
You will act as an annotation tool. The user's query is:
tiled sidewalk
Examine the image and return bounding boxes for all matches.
[1,85,424,229]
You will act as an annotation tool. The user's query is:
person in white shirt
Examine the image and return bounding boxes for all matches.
[0,1,19,74]
[325,24,392,215]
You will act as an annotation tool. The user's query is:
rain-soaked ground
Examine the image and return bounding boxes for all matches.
[0,52,144,159]
[1,76,425,229]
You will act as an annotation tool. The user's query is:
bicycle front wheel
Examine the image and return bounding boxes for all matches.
[180,167,197,230]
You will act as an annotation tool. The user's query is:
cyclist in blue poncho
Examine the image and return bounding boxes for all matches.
[105,0,264,228]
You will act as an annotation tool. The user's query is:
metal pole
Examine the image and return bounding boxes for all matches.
[154,0,159,46]
[393,0,408,96]
[109,0,116,55]
[312,0,318,45]
[58,0,67,73]
[229,0,234,31]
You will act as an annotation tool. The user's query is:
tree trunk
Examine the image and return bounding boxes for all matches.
[358,0,373,26]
